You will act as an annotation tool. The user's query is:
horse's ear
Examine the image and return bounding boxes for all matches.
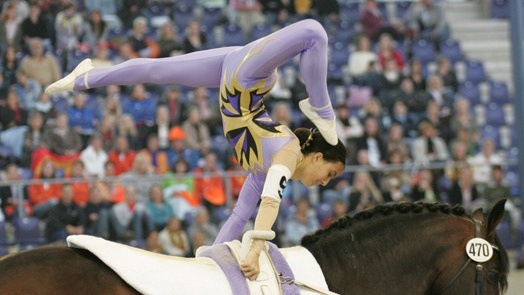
[472,208,484,222]
[486,199,507,237]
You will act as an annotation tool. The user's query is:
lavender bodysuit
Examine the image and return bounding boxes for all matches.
[72,19,335,243]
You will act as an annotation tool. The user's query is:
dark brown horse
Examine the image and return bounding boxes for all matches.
[0,201,509,295]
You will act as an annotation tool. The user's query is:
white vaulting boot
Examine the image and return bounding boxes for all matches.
[299,98,338,145]
[45,58,94,94]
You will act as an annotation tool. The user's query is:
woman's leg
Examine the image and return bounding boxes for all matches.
[214,173,263,244]
[45,46,241,93]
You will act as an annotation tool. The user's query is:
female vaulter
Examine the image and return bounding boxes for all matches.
[46,19,347,280]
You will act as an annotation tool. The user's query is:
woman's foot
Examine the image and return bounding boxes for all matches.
[299,98,338,145]
[45,59,93,94]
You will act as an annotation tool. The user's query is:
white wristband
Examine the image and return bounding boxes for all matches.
[261,164,291,201]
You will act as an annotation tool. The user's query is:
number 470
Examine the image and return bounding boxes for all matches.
[469,243,490,257]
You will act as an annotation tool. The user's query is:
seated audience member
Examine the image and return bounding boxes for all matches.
[227,156,247,201]
[34,92,58,124]
[335,103,363,146]
[146,105,173,150]
[450,99,477,139]
[348,35,379,87]
[354,116,387,168]
[193,152,227,209]
[28,159,62,218]
[190,87,221,134]
[137,134,170,174]
[285,198,320,246]
[67,160,90,207]
[159,86,187,125]
[436,56,458,93]
[410,168,440,202]
[404,0,450,48]
[110,185,155,241]
[41,112,83,169]
[117,114,142,150]
[120,153,159,203]
[45,184,85,243]
[182,20,208,54]
[128,17,160,58]
[0,163,29,220]
[166,126,201,171]
[467,139,504,186]
[158,217,191,257]
[321,199,348,228]
[20,37,61,87]
[15,69,42,112]
[146,184,175,231]
[182,106,212,155]
[83,185,112,237]
[108,135,136,176]
[0,87,28,129]
[187,207,218,246]
[163,158,198,212]
[360,0,403,42]
[21,111,45,167]
[80,134,108,177]
[448,166,480,211]
[426,75,455,119]
[348,171,384,215]
[376,33,405,70]
[97,114,118,151]
[68,92,97,146]
[156,21,182,58]
[408,59,426,92]
[412,121,449,164]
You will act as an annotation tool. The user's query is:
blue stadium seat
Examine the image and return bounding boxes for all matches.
[107,27,128,41]
[250,22,272,41]
[332,20,355,44]
[315,202,333,224]
[330,42,350,67]
[440,39,464,64]
[458,82,482,105]
[66,50,91,73]
[491,0,508,19]
[51,96,70,113]
[173,4,195,31]
[339,2,361,25]
[480,124,502,148]
[13,217,44,249]
[201,7,224,29]
[412,39,437,65]
[327,63,344,84]
[0,222,8,256]
[485,103,506,126]
[395,1,412,19]
[489,80,510,104]
[222,23,246,46]
[465,59,488,84]
[200,25,217,48]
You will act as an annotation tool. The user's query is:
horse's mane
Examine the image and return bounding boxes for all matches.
[301,201,468,246]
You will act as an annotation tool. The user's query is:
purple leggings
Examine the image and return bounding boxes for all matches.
[74,19,334,243]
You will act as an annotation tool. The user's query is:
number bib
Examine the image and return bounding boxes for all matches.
[465,238,493,263]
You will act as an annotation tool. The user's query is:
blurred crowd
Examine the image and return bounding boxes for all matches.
[0,0,521,256]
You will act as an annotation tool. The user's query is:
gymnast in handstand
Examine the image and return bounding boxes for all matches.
[46,19,347,280]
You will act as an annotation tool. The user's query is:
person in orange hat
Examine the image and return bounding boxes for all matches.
[167,126,201,171]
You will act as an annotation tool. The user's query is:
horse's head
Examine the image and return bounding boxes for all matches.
[440,199,509,295]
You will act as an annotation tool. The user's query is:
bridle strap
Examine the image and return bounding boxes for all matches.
[439,218,494,295]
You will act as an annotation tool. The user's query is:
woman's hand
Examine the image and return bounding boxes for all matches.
[241,248,261,281]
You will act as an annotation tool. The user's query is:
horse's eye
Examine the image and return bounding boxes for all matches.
[487,269,500,284]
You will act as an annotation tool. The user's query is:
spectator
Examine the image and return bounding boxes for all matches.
[271,101,295,130]
[405,0,450,49]
[448,166,480,211]
[408,59,426,92]
[335,103,363,146]
[42,112,83,158]
[45,183,85,243]
[166,126,201,171]
[14,69,42,112]
[410,168,440,202]
[0,163,27,220]
[68,92,97,146]
[117,114,141,150]
[187,207,219,246]
[359,98,391,133]
[348,35,378,84]
[20,37,61,87]
[451,126,478,157]
[0,1,23,52]
[120,153,158,203]
[390,101,418,139]
[113,41,137,63]
[182,106,212,155]
[445,140,469,183]
[83,185,112,237]
[411,121,449,164]
[0,87,28,129]
[314,0,339,26]
[360,0,403,42]
[426,75,454,120]
[386,122,410,161]
[34,92,58,124]
[382,174,408,203]
[137,134,170,174]
[260,0,287,26]
[91,43,115,69]
[128,16,160,58]
[376,33,405,70]
[390,77,429,117]
[102,92,121,118]
[191,87,221,133]
[80,134,108,177]
[422,100,452,142]
[348,171,384,215]
[67,160,90,206]
[284,197,319,246]
[145,183,175,231]
[96,114,117,151]
[354,116,387,168]
[158,217,191,256]
[383,148,412,195]
[118,0,146,29]
[21,111,45,167]
[182,20,208,53]
[229,0,265,37]
[54,1,84,53]
[159,86,187,125]
[467,139,504,186]
[227,156,247,201]
[108,135,136,176]
[147,105,172,150]
[110,184,154,241]
[83,10,107,53]
[95,160,125,204]
[156,21,182,58]
[21,1,52,49]
[450,99,477,138]
[84,0,121,23]
[193,152,226,210]
[4,0,29,24]
[162,158,196,218]
[28,159,61,218]
[0,47,19,95]
[377,59,404,97]
[320,199,347,228]
[436,56,458,93]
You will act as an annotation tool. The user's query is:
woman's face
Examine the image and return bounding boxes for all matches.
[301,154,344,187]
